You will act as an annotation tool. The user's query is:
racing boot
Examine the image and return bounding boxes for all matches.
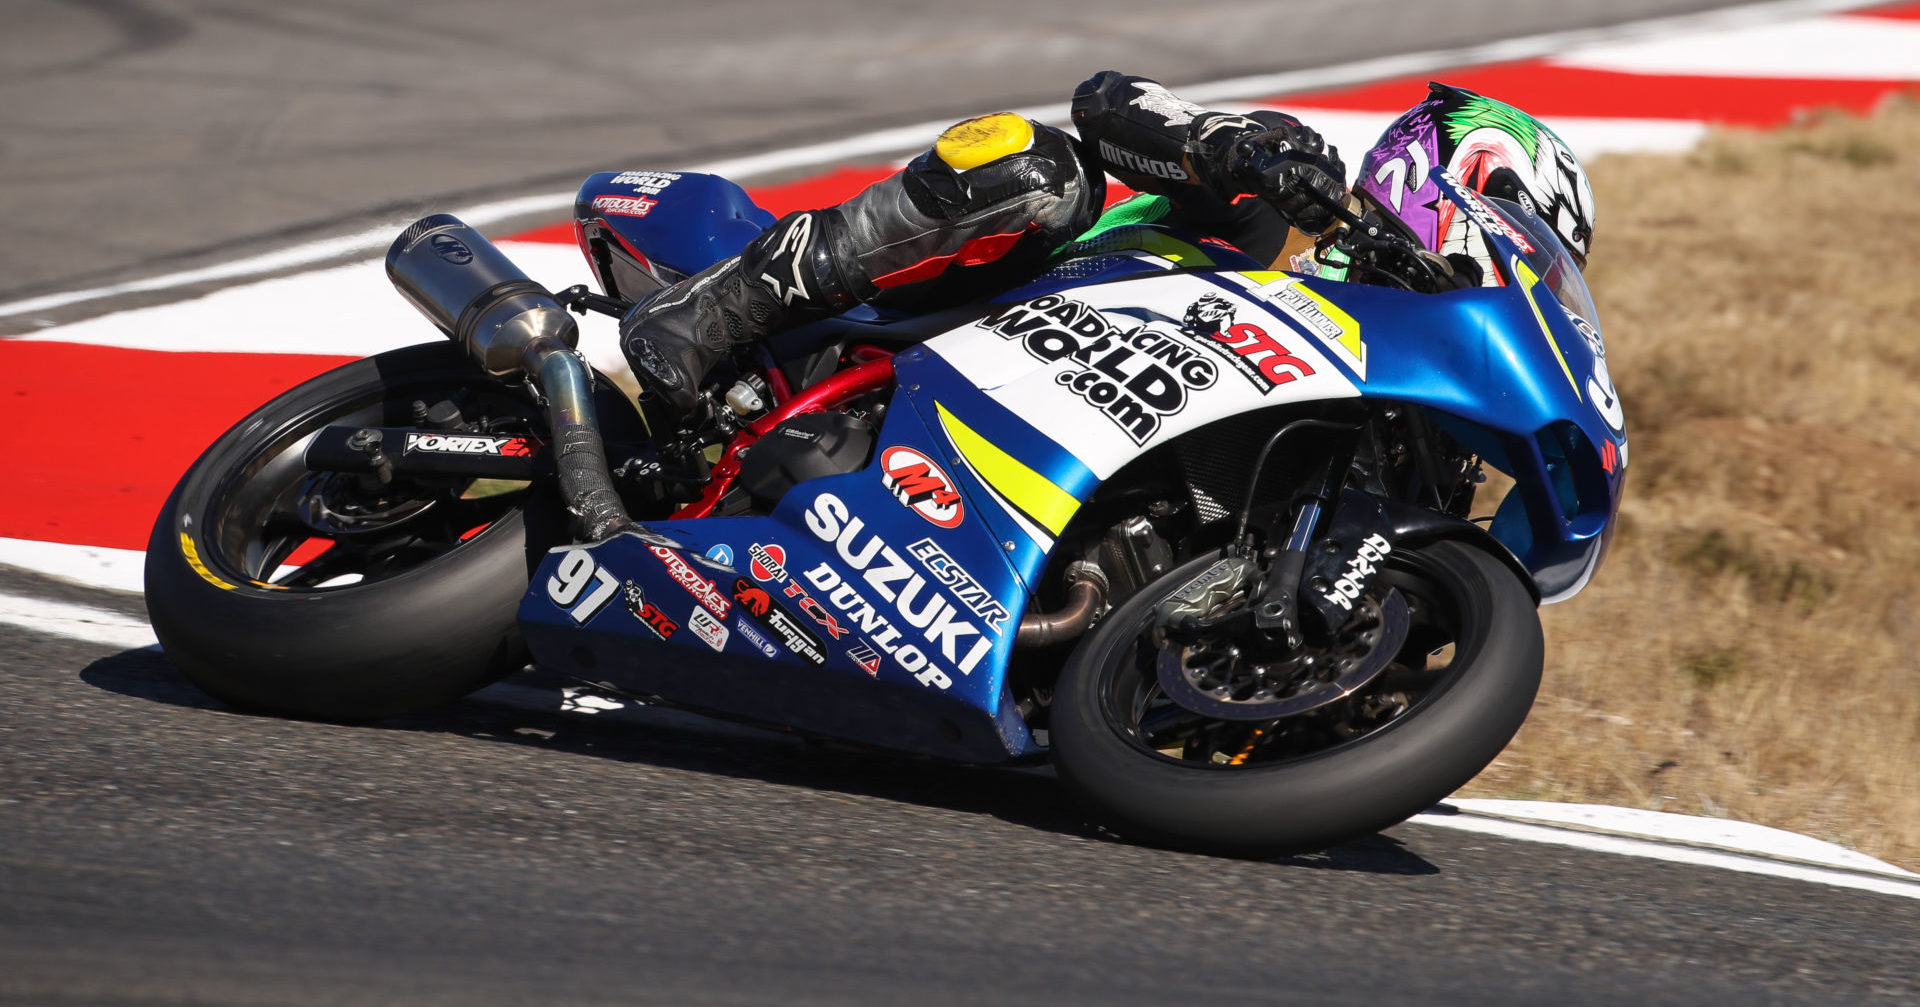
[619,209,858,412]
[620,113,1102,411]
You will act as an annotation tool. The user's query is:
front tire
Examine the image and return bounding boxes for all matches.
[144,342,568,721]
[1050,540,1542,857]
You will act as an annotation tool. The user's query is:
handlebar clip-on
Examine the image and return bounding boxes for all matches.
[1289,186,1467,294]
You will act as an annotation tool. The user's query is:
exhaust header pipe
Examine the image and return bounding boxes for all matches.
[386,214,631,541]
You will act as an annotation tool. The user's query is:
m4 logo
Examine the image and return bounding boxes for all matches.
[880,446,964,528]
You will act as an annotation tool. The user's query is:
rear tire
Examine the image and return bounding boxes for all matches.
[1050,540,1542,857]
[144,343,568,721]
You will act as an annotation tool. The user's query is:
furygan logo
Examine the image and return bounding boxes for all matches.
[732,577,826,666]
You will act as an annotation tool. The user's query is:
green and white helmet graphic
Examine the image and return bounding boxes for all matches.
[1353,83,1597,276]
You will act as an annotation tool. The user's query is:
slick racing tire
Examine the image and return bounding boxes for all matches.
[145,342,573,721]
[1050,540,1542,858]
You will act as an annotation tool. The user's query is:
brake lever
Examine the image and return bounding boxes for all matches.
[1296,188,1456,294]
[1295,184,1372,235]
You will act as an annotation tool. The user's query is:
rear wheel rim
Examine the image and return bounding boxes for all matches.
[197,373,543,593]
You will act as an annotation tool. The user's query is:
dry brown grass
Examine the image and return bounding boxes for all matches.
[1457,96,1920,870]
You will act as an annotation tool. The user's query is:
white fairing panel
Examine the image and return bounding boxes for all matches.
[926,271,1362,479]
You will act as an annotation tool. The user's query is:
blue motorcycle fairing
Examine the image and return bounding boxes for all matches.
[903,178,1624,603]
[573,171,775,286]
[519,386,1043,763]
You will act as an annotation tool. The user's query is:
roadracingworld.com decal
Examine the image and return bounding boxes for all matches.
[925,276,1358,479]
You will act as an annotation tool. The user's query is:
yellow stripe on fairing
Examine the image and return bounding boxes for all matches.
[1290,282,1364,365]
[1239,270,1367,376]
[1510,255,1581,400]
[1135,231,1214,266]
[936,403,1079,536]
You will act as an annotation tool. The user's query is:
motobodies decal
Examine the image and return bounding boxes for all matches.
[926,276,1360,479]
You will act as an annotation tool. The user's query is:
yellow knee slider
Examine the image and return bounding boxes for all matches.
[934,113,1036,171]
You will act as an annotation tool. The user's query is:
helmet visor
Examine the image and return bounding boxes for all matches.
[1486,196,1598,329]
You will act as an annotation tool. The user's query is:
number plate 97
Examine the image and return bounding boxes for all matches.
[546,549,619,624]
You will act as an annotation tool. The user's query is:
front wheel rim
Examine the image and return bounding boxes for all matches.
[1099,555,1476,769]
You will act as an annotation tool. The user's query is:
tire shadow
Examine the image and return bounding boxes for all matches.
[79,647,1440,877]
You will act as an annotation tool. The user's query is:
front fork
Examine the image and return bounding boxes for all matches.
[1166,415,1402,650]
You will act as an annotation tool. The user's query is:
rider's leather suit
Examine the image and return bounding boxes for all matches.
[618,71,1348,410]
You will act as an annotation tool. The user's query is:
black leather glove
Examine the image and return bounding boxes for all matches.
[1213,122,1348,235]
[1071,71,1212,196]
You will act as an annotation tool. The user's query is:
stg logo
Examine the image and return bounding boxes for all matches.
[880,447,963,528]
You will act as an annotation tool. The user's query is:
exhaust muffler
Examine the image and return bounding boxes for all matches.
[387,214,632,540]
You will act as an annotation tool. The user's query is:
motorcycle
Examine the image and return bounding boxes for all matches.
[144,164,1625,857]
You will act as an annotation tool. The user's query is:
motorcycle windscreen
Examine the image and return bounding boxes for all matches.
[1431,167,1627,602]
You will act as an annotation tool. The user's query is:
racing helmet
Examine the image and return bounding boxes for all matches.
[1352,83,1596,271]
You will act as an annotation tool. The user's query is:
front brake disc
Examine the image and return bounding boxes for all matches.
[1154,589,1410,721]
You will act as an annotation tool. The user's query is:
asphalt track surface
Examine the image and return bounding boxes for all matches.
[5,2,1919,1004]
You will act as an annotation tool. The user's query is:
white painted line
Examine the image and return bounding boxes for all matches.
[0,538,148,594]
[1554,14,1920,79]
[1443,798,1919,878]
[1412,804,1920,901]
[11,114,1699,369]
[1166,0,1894,105]
[0,0,1884,322]
[0,593,157,651]
[0,199,582,321]
[19,241,598,357]
[1231,109,1708,178]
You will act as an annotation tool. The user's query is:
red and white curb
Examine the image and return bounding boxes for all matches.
[7,0,1918,586]
[4,0,1918,893]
